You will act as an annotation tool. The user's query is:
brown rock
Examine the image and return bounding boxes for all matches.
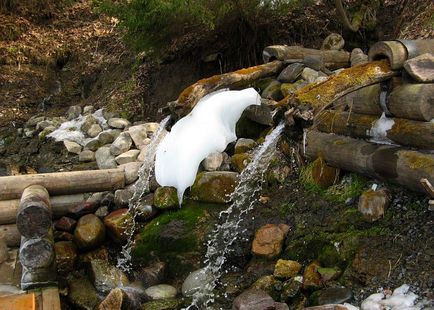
[358,188,390,222]
[98,287,123,310]
[303,261,322,290]
[232,289,275,310]
[55,241,78,274]
[74,214,106,250]
[311,157,339,189]
[403,53,434,83]
[134,261,167,288]
[231,153,252,173]
[190,171,239,204]
[104,208,133,243]
[54,216,77,233]
[251,224,290,259]
[68,201,98,219]
[80,246,109,264]
[54,231,74,242]
[273,259,302,279]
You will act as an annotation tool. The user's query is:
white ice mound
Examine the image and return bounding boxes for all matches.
[155,87,261,204]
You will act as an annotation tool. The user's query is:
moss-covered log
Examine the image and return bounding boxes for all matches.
[170,61,284,116]
[305,130,434,193]
[315,110,434,149]
[334,83,383,115]
[388,84,434,121]
[262,45,350,69]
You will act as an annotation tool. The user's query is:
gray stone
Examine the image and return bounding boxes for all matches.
[310,287,352,306]
[128,124,148,148]
[95,206,109,218]
[261,80,283,100]
[321,33,345,50]
[202,152,223,171]
[64,140,82,155]
[108,117,131,129]
[81,115,97,133]
[135,262,167,289]
[301,67,319,84]
[84,139,100,151]
[110,132,132,156]
[24,128,35,138]
[115,149,140,165]
[119,162,142,185]
[98,130,117,145]
[220,152,232,171]
[182,268,213,297]
[68,275,99,310]
[26,116,45,128]
[90,259,129,293]
[67,105,82,120]
[145,284,177,300]
[36,120,53,131]
[87,123,102,138]
[95,146,117,169]
[114,188,133,208]
[275,303,289,310]
[404,53,434,82]
[145,122,160,135]
[38,125,56,140]
[277,63,305,83]
[137,146,148,162]
[232,289,275,310]
[244,104,273,126]
[83,105,94,115]
[79,150,95,162]
[350,48,368,67]
[235,138,256,154]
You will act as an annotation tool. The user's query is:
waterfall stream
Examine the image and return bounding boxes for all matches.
[117,115,171,272]
[186,121,285,309]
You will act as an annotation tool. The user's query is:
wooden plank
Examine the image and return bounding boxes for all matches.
[41,287,61,310]
[0,292,35,310]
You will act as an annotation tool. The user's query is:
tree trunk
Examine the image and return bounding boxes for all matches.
[315,110,434,149]
[19,235,55,270]
[262,45,350,69]
[388,83,434,121]
[0,168,125,200]
[334,83,383,115]
[170,60,284,117]
[16,185,51,238]
[0,193,86,225]
[305,130,434,193]
[1,224,20,247]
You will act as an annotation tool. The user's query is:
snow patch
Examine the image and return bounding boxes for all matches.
[368,112,395,145]
[155,88,261,204]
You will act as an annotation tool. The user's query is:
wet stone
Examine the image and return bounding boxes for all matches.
[303,261,323,291]
[68,201,98,218]
[145,284,177,300]
[182,268,213,297]
[281,278,302,302]
[135,261,167,289]
[54,241,77,274]
[190,171,239,204]
[273,259,302,279]
[79,246,109,264]
[54,216,77,233]
[83,105,94,115]
[251,223,290,259]
[119,161,142,184]
[309,287,353,306]
[154,186,179,209]
[142,298,184,310]
[261,80,283,101]
[74,214,106,250]
[244,103,273,126]
[232,288,275,310]
[87,123,102,138]
[103,208,133,243]
[277,63,305,83]
[81,115,97,133]
[90,259,129,293]
[95,206,109,218]
[68,275,99,310]
[202,152,223,171]
[234,138,256,154]
[67,105,82,120]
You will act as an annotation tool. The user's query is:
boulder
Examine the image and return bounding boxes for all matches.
[277,63,305,83]
[115,149,140,165]
[67,105,82,120]
[234,138,256,154]
[202,152,224,171]
[54,216,77,233]
[110,132,133,156]
[81,115,97,133]
[301,67,319,84]
[321,33,345,50]
[87,124,103,138]
[79,246,109,264]
[154,187,179,209]
[232,289,275,310]
[145,284,177,300]
[54,241,77,274]
[261,80,283,101]
[74,214,106,250]
[190,171,239,203]
[244,104,273,126]
[135,261,168,288]
[90,259,129,293]
[108,118,131,129]
[273,259,302,279]
[357,188,390,222]
[64,140,82,155]
[231,153,252,173]
[114,188,133,208]
[303,261,322,290]
[251,223,290,259]
[350,48,368,67]
[96,146,117,169]
[403,53,434,83]
[68,275,99,310]
[99,130,119,145]
[83,105,94,115]
[128,124,148,148]
[84,139,101,152]
[119,162,142,184]
[182,268,213,297]
[103,208,133,243]
[26,116,45,128]
[308,287,352,306]
[79,150,96,162]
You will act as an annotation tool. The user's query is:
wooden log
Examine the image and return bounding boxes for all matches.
[16,186,51,239]
[278,60,397,115]
[40,287,61,310]
[334,83,383,115]
[262,45,350,69]
[368,40,434,70]
[0,168,125,200]
[1,224,20,247]
[0,194,85,225]
[387,83,434,121]
[19,236,54,270]
[305,130,434,193]
[0,293,36,310]
[315,110,434,149]
[170,61,284,117]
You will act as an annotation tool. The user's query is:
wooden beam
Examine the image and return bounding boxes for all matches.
[0,293,35,310]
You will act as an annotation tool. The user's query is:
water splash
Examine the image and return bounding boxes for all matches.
[186,122,285,309]
[117,115,170,272]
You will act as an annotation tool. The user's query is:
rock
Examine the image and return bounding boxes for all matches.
[137,146,148,162]
[154,186,179,209]
[74,214,106,250]
[98,287,144,310]
[243,104,274,126]
[110,132,133,156]
[251,223,290,259]
[68,201,98,218]
[190,171,239,204]
[119,162,142,184]
[145,284,177,300]
[250,275,281,298]
[301,67,319,84]
[281,80,307,97]
[64,140,82,155]
[202,152,223,171]
[275,302,289,310]
[303,261,322,290]
[38,125,56,140]
[321,33,345,50]
[403,53,434,82]
[26,116,45,128]
[83,105,94,115]
[128,124,148,148]
[54,231,74,242]
[54,241,77,274]
[135,262,167,288]
[144,122,160,135]
[67,105,82,120]
[99,130,118,145]
[261,80,283,101]
[182,268,213,297]
[103,208,133,243]
[309,287,353,306]
[231,153,252,173]
[273,259,302,279]
[317,267,342,282]
[108,118,131,129]
[96,146,117,169]
[281,278,302,302]
[36,120,53,131]
[54,216,77,233]
[142,298,183,310]
[87,124,102,138]
[95,206,109,218]
[0,237,8,264]
[357,188,390,222]
[79,246,109,264]
[350,48,368,66]
[79,150,95,162]
[102,109,117,121]
[90,259,129,293]
[84,139,101,151]
[24,128,35,138]
[68,275,100,310]
[115,149,140,165]
[232,289,275,310]
[235,138,256,154]
[114,188,133,208]
[81,115,97,133]
[277,63,305,83]
[98,287,124,310]
[310,157,340,188]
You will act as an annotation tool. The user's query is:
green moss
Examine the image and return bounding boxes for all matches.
[154,186,179,209]
[279,202,296,216]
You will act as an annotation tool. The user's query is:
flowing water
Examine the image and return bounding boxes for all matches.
[186,121,285,309]
[117,115,171,272]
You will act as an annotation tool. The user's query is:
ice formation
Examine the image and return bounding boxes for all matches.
[368,112,395,145]
[155,88,261,203]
